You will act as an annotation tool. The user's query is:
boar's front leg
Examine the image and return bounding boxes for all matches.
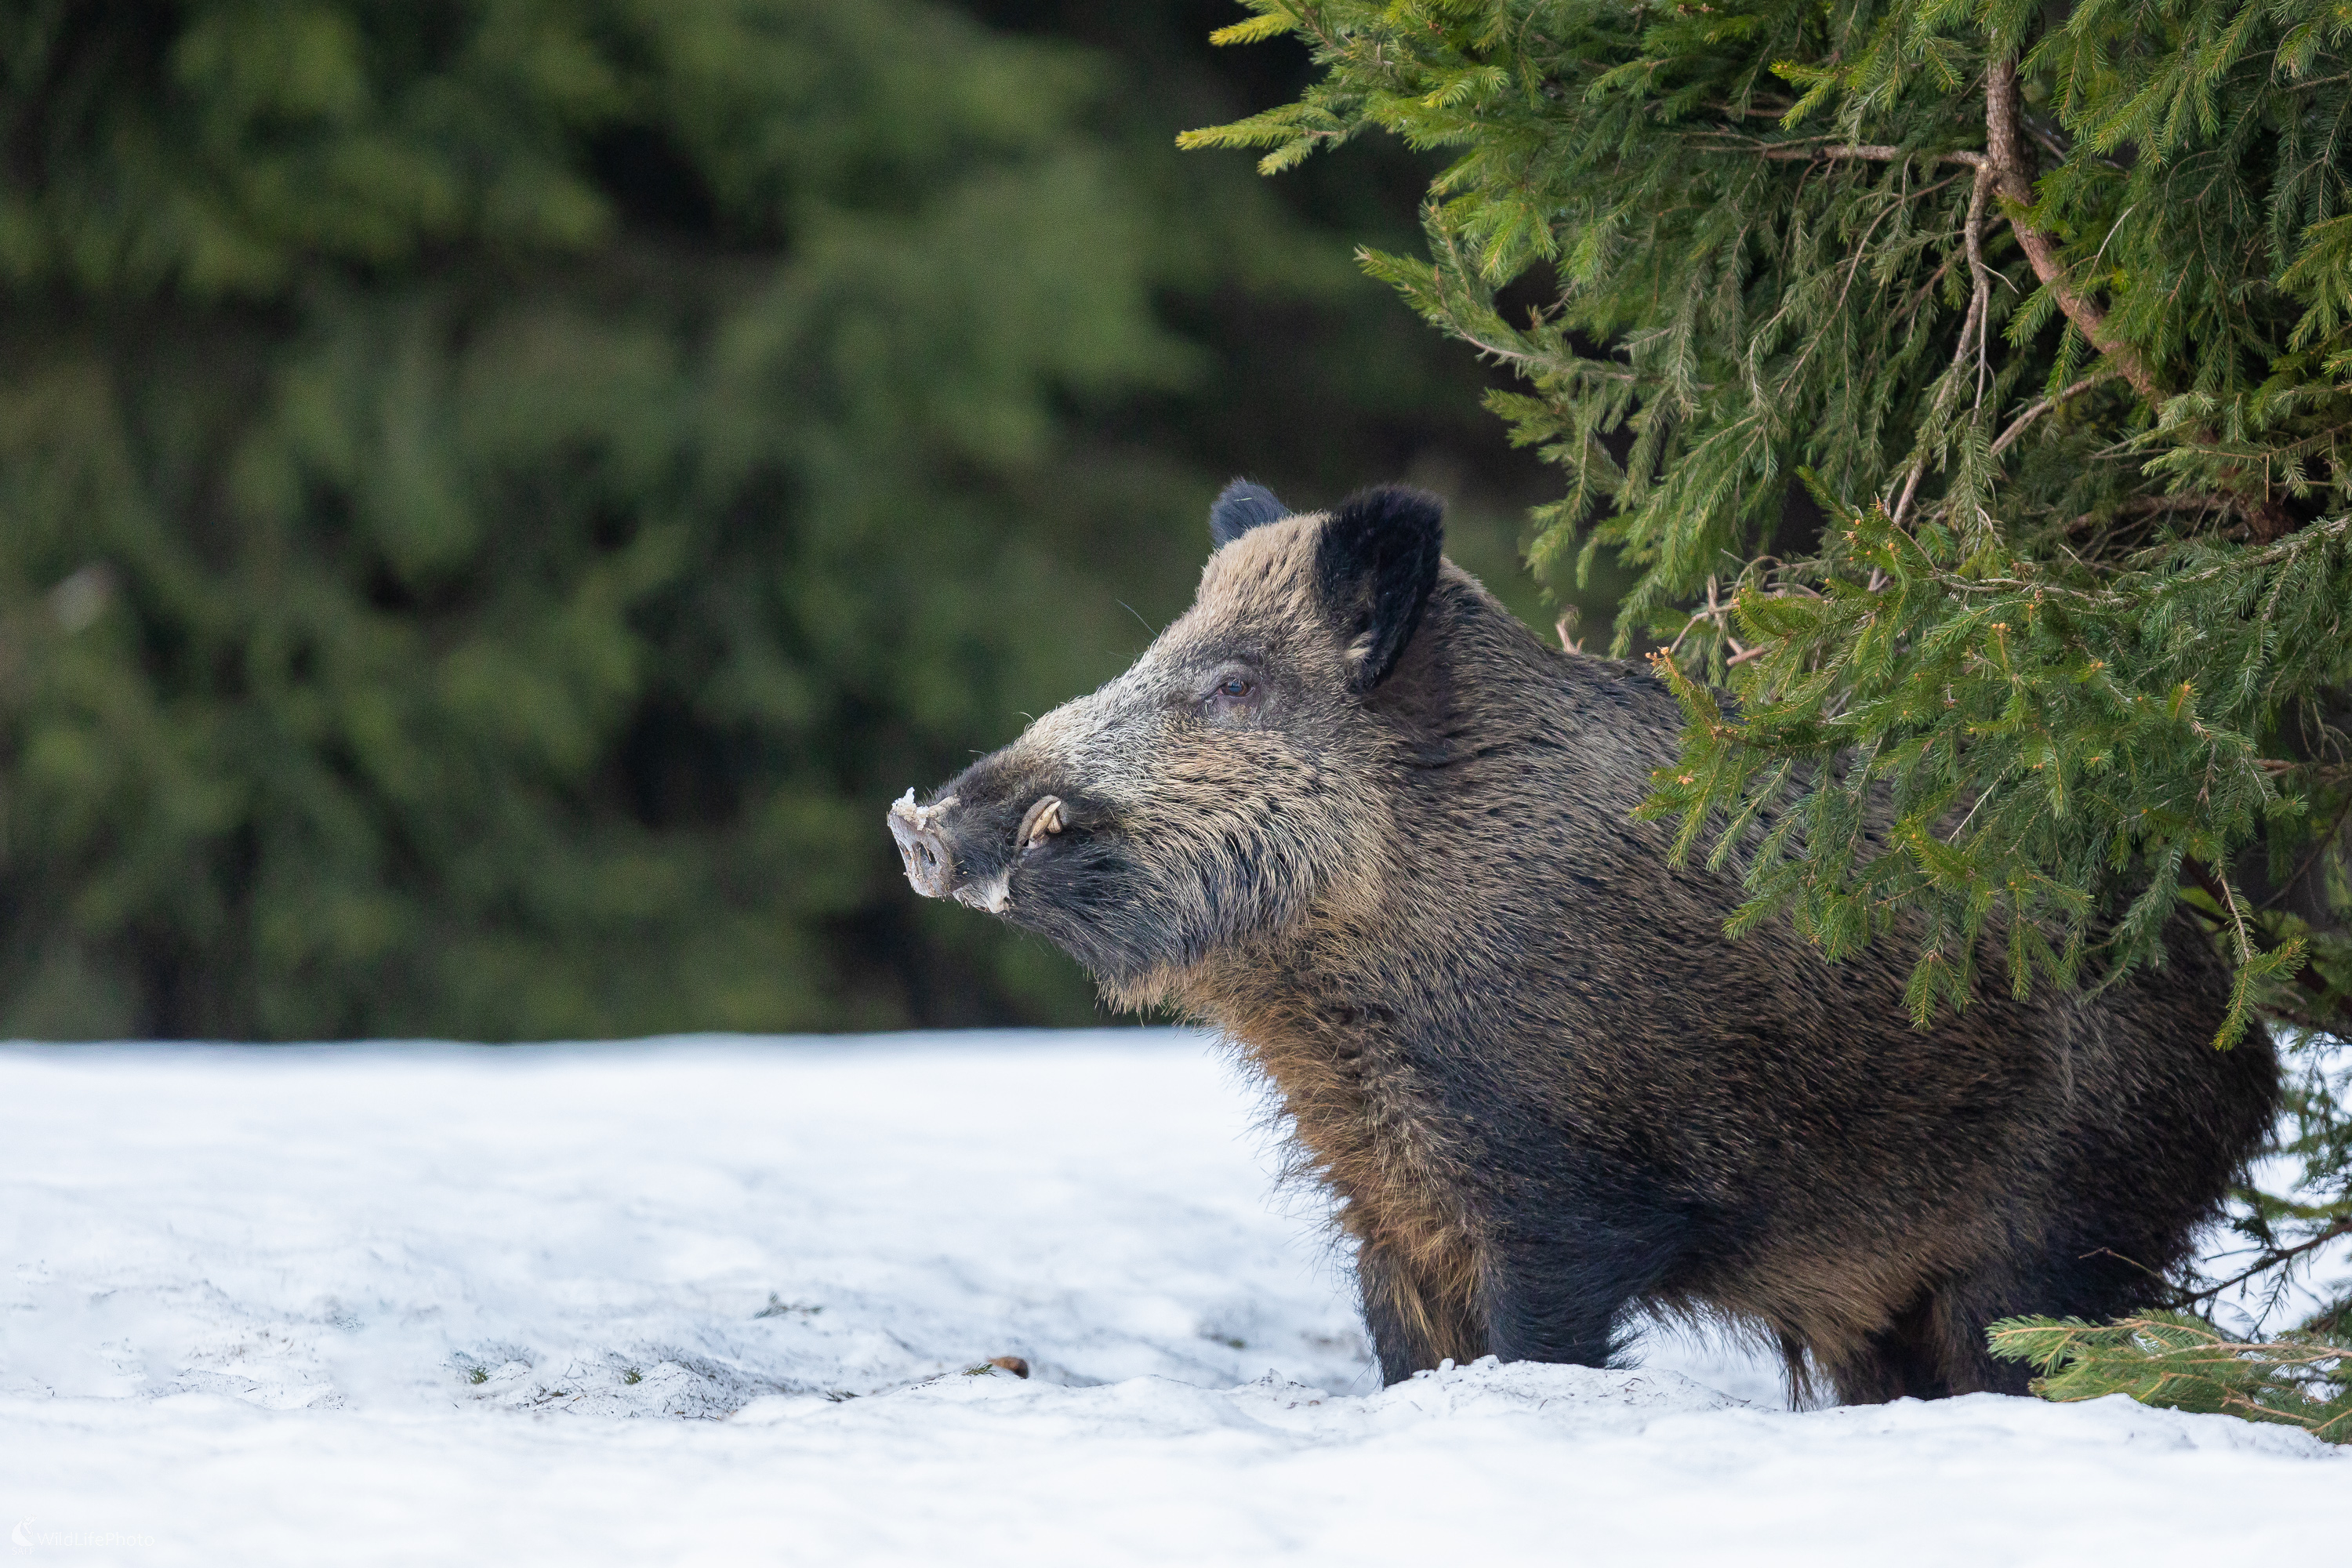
[1356,1240,1486,1385]
[1479,1207,1693,1370]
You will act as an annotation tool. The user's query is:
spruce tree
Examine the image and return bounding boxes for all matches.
[0,0,1556,1039]
[1188,0,2352,1421]
[0,0,1188,1039]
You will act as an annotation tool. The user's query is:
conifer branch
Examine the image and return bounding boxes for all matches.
[1991,1313,2352,1442]
[1735,92,2161,407]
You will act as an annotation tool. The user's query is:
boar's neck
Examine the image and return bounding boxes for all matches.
[1186,566,1689,1022]
[1174,569,1697,1360]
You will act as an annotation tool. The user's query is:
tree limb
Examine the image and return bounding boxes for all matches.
[1984,60,2163,404]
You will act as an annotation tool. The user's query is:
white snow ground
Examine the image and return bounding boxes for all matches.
[2,1030,2344,1566]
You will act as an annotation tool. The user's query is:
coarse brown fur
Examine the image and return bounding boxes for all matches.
[887,483,2279,1403]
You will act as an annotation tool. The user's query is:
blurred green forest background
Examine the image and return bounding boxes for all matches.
[0,0,1597,1040]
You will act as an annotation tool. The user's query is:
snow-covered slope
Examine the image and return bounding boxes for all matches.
[2,1032,2342,1565]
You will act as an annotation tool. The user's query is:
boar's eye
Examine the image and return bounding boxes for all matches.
[1199,671,1259,719]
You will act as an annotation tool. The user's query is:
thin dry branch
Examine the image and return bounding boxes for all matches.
[2174,1219,2352,1306]
[1748,141,1987,170]
[1891,162,1998,526]
[1918,514,2350,606]
[1892,454,1930,527]
[1991,371,2120,456]
[1891,256,1957,328]
[2061,490,2285,536]
[2259,790,2352,914]
[1962,164,1996,411]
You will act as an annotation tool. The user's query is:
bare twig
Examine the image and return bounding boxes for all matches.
[1747,142,1987,170]
[1703,97,1801,120]
[2263,1001,2352,1033]
[2258,790,2352,914]
[2215,862,2256,968]
[1668,575,1734,655]
[1891,162,1998,526]
[2077,1246,2172,1285]
[2060,491,2238,537]
[1991,371,2120,456]
[1891,456,1929,528]
[2174,1219,2352,1307]
[1890,256,1957,329]
[1962,163,1996,411]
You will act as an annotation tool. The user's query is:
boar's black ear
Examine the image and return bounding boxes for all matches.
[1210,479,1289,548]
[1314,486,1443,693]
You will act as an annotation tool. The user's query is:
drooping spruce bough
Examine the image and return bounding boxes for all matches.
[1185,1,2352,1417]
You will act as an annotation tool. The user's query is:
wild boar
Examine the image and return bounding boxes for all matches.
[887,481,2277,1402]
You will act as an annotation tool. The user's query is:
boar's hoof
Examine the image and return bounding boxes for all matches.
[1018,795,1066,850]
[888,789,959,898]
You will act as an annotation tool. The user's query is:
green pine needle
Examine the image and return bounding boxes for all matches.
[1991,1312,2352,1444]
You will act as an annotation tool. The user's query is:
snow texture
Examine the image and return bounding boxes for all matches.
[2,1029,2344,1565]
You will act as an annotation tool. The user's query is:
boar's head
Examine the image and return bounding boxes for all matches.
[887,481,1443,1007]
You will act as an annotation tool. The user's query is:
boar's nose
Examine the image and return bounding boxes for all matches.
[887,790,960,898]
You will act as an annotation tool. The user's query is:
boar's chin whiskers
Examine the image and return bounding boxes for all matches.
[953,867,1014,915]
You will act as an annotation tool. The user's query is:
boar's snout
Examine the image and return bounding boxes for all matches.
[887,789,963,901]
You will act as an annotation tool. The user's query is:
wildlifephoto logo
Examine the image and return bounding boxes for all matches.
[11,1519,158,1552]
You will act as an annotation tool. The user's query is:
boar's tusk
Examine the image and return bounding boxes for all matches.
[1018,795,1066,850]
